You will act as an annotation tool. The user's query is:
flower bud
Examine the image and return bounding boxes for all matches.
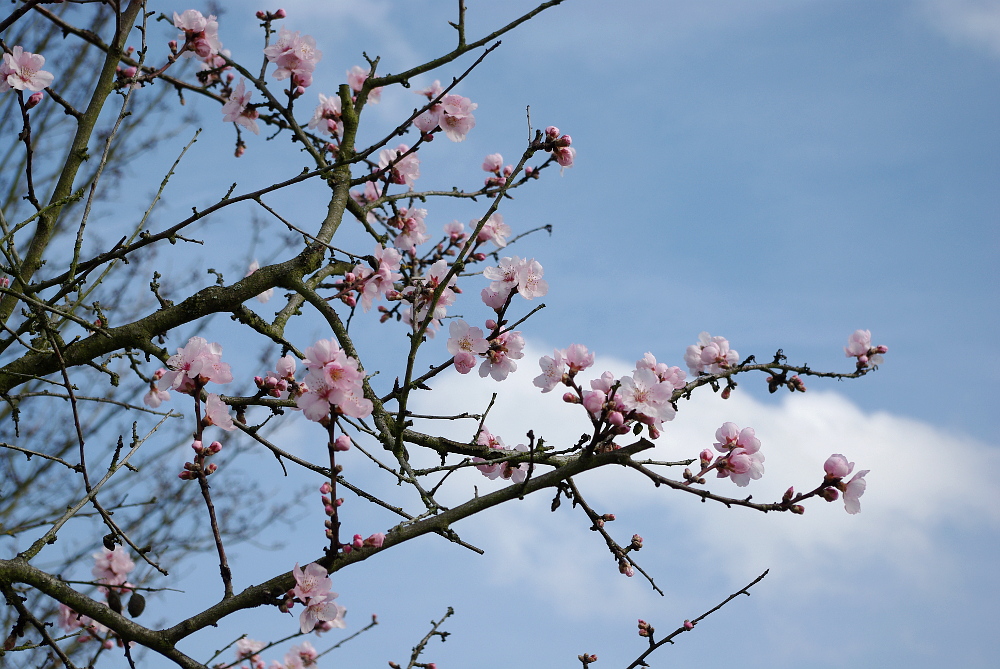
[700,448,714,467]
[782,486,795,502]
[607,410,624,427]
[26,92,44,109]
[256,10,266,19]
[545,126,560,139]
[618,559,634,577]
[364,532,385,548]
[205,463,218,475]
[472,252,486,261]
[320,481,332,494]
[790,504,805,515]
[562,392,580,404]
[631,534,643,549]
[352,534,364,549]
[683,619,694,630]
[334,435,352,451]
[209,441,222,454]
[721,385,732,399]
[821,486,840,502]
[274,9,287,18]
[191,440,203,453]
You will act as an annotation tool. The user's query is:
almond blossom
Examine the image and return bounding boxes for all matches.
[475,212,511,248]
[173,10,223,59]
[158,336,233,392]
[401,259,457,333]
[204,393,236,431]
[0,46,54,93]
[473,427,505,478]
[844,329,887,368]
[843,469,869,514]
[221,78,259,135]
[347,65,382,103]
[92,546,134,588]
[236,638,266,669]
[296,339,372,421]
[378,144,420,187]
[684,332,739,376]
[285,641,319,668]
[712,422,764,487]
[353,244,402,311]
[264,27,322,88]
[391,207,429,252]
[636,352,687,389]
[307,92,343,139]
[500,443,530,482]
[533,349,566,392]
[618,368,675,424]
[479,329,524,381]
[515,258,548,299]
[447,319,489,374]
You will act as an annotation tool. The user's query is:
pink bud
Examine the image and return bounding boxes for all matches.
[648,426,661,439]
[336,498,344,506]
[294,85,306,97]
[485,319,498,330]
[341,544,351,553]
[876,345,888,354]
[618,559,634,577]
[631,534,643,549]
[191,440,203,452]
[558,134,572,146]
[699,448,714,467]
[562,392,580,404]
[607,411,624,427]
[343,294,357,308]
[782,486,795,502]
[123,66,137,78]
[209,441,222,454]
[320,482,332,494]
[256,10,266,19]
[472,252,486,261]
[364,532,385,548]
[168,40,178,50]
[274,8,287,18]
[26,92,44,109]
[545,126,560,139]
[352,534,364,549]
[334,435,352,451]
[790,504,805,515]
[683,620,694,630]
[324,505,335,515]
[821,486,840,502]
[721,385,732,400]
[205,463,218,474]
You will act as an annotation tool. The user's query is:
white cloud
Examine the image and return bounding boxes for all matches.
[409,344,1000,615]
[919,0,1000,58]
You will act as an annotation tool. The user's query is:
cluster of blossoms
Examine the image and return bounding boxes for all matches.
[378,144,421,187]
[701,422,765,487]
[482,153,514,188]
[144,338,236,431]
[56,547,139,646]
[822,454,869,514]
[0,45,54,102]
[558,350,685,440]
[472,427,530,482]
[173,10,223,61]
[844,329,888,369]
[297,339,372,421]
[481,255,547,308]
[414,80,477,142]
[446,319,525,381]
[400,259,457,333]
[308,92,344,140]
[330,244,403,311]
[544,126,575,168]
[178,438,224,480]
[280,563,346,633]
[263,26,322,89]
[92,546,135,590]
[684,331,739,376]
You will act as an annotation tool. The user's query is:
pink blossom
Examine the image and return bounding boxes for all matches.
[264,27,322,87]
[636,352,687,389]
[285,641,319,668]
[823,453,854,479]
[401,260,457,332]
[416,79,444,100]
[159,337,233,391]
[480,286,508,310]
[173,10,223,59]
[684,332,739,376]
[391,207,429,252]
[378,144,420,187]
[204,393,236,431]
[297,340,371,421]
[516,258,548,299]
[92,546,135,587]
[482,256,523,297]
[356,244,402,311]
[347,65,382,103]
[473,427,505,478]
[618,368,675,424]
[0,46,54,93]
[713,422,761,454]
[482,153,504,172]
[475,213,511,248]
[582,389,606,416]
[479,330,525,381]
[276,355,297,379]
[713,422,764,487]
[293,562,332,602]
[447,320,489,374]
[500,443,530,482]
[533,349,567,392]
[443,220,467,243]
[844,329,886,367]
[363,532,385,548]
[244,259,272,301]
[307,93,343,138]
[236,638,266,669]
[843,469,869,514]
[552,146,575,168]
[143,386,171,408]
[221,78,259,135]
[299,595,346,634]
[563,344,595,373]
[438,94,477,141]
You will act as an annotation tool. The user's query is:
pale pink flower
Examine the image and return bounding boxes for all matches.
[447,319,489,374]
[500,443,530,482]
[438,94,477,141]
[244,259,272,301]
[299,595,346,634]
[684,332,739,376]
[204,393,236,431]
[475,213,511,248]
[843,470,869,514]
[0,46,54,93]
[236,638,266,669]
[416,79,444,100]
[276,355,297,379]
[618,368,674,423]
[844,329,886,367]
[443,220,467,243]
[92,546,135,587]
[482,153,504,172]
[363,532,385,548]
[563,344,595,373]
[308,93,343,138]
[636,352,686,389]
[143,386,171,408]
[552,146,575,168]
[823,453,854,479]
[356,244,402,311]
[285,641,319,668]
[479,330,524,381]
[392,207,429,252]
[516,258,548,299]
[713,422,761,454]
[264,27,322,87]
[480,286,508,310]
[297,340,371,420]
[401,260,457,332]
[533,349,566,392]
[293,562,332,602]
[473,427,505,478]
[713,423,764,487]
[173,10,223,59]
[221,79,259,135]
[347,65,382,103]
[378,144,420,187]
[159,337,233,391]
[483,256,524,296]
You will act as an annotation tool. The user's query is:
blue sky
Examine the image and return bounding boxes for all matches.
[38,1,1000,667]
